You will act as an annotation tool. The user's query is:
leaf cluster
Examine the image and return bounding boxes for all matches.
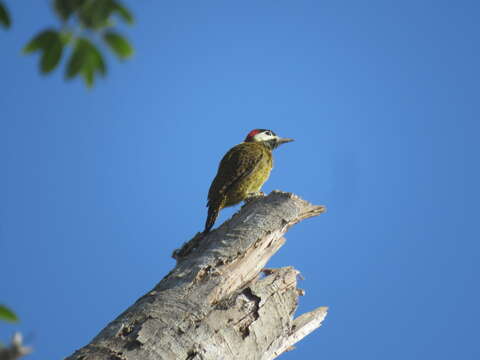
[22,0,134,87]
[54,0,133,28]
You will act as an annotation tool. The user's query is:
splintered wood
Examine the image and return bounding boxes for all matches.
[66,191,327,360]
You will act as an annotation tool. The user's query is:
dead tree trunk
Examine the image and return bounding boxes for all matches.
[66,191,327,360]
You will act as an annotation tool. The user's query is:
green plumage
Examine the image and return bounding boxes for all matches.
[205,142,273,233]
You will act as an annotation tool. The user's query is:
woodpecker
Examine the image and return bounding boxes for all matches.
[204,129,294,233]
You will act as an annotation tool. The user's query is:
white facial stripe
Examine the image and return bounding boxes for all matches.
[253,131,277,142]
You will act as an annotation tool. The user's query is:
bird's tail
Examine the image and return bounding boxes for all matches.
[204,201,222,233]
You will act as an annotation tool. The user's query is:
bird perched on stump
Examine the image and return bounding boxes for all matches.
[204,129,294,233]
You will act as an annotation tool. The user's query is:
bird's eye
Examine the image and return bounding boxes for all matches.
[266,131,272,136]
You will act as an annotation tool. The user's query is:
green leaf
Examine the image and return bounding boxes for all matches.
[78,0,114,29]
[112,1,134,24]
[23,29,64,74]
[103,31,133,59]
[82,64,95,87]
[54,0,85,21]
[66,38,107,87]
[23,29,58,54]
[88,43,106,75]
[0,1,11,29]
[0,305,19,323]
[82,41,107,87]
[40,33,64,73]
[66,39,89,78]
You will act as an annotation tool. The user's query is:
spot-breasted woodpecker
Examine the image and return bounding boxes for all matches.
[204,129,294,233]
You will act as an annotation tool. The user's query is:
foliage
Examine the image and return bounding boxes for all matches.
[104,31,133,59]
[0,305,18,323]
[6,0,134,88]
[0,1,11,29]
[66,37,106,87]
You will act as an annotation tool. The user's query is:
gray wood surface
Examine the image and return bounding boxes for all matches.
[66,191,327,360]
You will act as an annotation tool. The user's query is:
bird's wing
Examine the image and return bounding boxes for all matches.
[207,143,264,204]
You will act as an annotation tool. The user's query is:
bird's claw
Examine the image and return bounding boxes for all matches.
[244,191,266,203]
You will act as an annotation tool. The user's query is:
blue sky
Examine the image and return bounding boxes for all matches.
[1,1,479,359]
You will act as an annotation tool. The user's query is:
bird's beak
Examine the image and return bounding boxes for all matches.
[276,137,294,145]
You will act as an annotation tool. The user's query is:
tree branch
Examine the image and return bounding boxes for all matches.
[66,191,327,360]
[0,333,32,360]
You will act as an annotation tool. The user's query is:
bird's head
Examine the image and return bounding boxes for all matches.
[244,129,294,150]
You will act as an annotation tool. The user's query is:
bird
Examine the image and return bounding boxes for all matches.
[204,129,294,233]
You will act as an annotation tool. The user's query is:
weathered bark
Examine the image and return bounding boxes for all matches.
[0,333,32,360]
[66,191,327,360]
